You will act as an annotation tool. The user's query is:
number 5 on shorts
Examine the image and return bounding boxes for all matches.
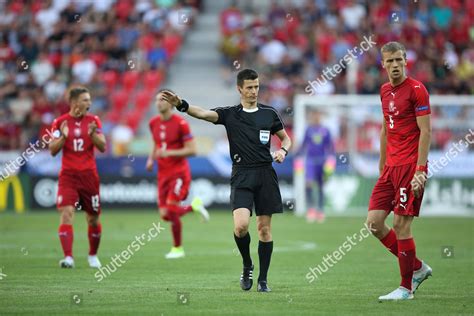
[400,187,407,203]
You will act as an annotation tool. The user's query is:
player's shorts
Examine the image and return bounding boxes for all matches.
[368,163,425,217]
[57,170,101,215]
[230,164,283,216]
[158,173,191,208]
[305,163,324,184]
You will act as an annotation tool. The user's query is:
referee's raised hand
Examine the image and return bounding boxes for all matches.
[160,91,181,108]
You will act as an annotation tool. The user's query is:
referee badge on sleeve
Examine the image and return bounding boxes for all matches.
[259,130,270,144]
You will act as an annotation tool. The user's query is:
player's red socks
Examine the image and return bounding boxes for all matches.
[163,212,182,247]
[88,223,102,255]
[397,238,417,291]
[167,204,193,217]
[58,224,73,257]
[380,228,398,256]
[380,229,422,270]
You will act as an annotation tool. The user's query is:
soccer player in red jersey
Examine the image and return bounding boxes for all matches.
[49,86,106,269]
[366,42,433,301]
[146,89,210,259]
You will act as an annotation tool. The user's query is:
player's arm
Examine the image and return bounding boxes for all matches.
[88,121,106,153]
[160,91,218,123]
[379,119,387,175]
[146,143,157,171]
[273,129,292,163]
[411,114,431,197]
[49,121,68,157]
[164,139,197,158]
[415,114,431,167]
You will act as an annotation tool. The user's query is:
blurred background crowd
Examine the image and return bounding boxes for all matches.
[0,0,472,155]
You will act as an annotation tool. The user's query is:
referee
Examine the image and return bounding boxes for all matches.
[161,69,292,292]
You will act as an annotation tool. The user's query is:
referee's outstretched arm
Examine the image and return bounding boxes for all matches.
[160,91,218,123]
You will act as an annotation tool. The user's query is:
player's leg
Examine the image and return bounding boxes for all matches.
[393,214,416,291]
[79,172,103,268]
[379,164,430,300]
[166,175,210,221]
[58,205,75,268]
[256,215,273,292]
[158,182,185,259]
[305,162,318,222]
[57,174,77,268]
[86,212,102,268]
[164,200,185,259]
[233,207,253,291]
[314,165,325,223]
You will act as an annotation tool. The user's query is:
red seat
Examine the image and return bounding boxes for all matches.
[125,110,144,132]
[110,90,129,113]
[143,71,164,91]
[103,70,119,92]
[135,90,153,111]
[122,71,140,92]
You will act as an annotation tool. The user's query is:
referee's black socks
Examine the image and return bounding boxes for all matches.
[258,240,273,282]
[234,233,252,267]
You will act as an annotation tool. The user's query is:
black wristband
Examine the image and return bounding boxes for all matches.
[281,147,288,156]
[176,99,189,112]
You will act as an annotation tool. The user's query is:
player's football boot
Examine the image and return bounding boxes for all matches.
[88,255,102,268]
[257,280,272,293]
[306,208,318,223]
[165,246,185,259]
[191,197,210,222]
[240,265,254,291]
[412,261,432,293]
[378,286,414,301]
[315,210,326,223]
[59,256,75,268]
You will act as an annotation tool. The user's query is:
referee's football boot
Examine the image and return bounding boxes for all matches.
[257,280,271,293]
[240,265,254,291]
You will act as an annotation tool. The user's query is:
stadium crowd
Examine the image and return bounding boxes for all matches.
[0,0,201,152]
[0,0,472,154]
[219,0,474,152]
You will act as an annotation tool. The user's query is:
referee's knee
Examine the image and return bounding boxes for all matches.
[257,225,272,241]
[234,225,249,237]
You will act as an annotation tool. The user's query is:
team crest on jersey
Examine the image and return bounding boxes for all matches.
[74,128,82,137]
[259,130,270,144]
[388,101,399,115]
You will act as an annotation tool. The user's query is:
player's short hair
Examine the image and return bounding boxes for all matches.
[381,41,407,60]
[68,86,89,102]
[237,69,259,87]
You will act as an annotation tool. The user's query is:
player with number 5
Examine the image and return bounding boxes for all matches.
[366,42,433,301]
[49,86,106,269]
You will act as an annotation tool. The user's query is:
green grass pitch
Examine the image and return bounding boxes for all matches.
[0,211,473,315]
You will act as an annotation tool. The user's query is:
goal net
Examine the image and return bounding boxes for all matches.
[292,94,474,217]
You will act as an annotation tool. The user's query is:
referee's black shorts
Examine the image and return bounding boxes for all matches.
[230,164,283,216]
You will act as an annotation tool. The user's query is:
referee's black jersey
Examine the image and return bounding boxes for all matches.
[211,103,284,168]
